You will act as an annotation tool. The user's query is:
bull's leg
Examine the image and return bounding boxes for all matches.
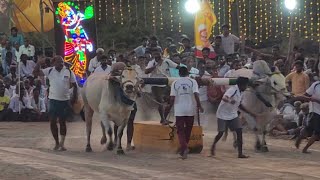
[253,128,262,152]
[100,113,113,151]
[107,126,114,151]
[116,121,128,155]
[100,121,107,145]
[84,106,94,152]
[261,130,269,152]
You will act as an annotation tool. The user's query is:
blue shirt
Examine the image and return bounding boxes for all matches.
[169,63,187,77]
[9,34,24,46]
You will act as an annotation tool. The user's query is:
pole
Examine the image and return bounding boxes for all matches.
[18,61,21,114]
[286,12,294,74]
[235,0,244,54]
[40,0,45,56]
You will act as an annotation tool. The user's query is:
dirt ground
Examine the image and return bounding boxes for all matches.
[0,99,320,180]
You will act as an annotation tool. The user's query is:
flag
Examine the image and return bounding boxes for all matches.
[194,0,217,59]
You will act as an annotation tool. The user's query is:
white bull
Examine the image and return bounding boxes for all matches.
[231,60,288,152]
[82,68,142,154]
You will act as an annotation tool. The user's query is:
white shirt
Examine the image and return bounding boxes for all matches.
[199,71,211,102]
[146,59,178,87]
[31,97,46,113]
[42,67,76,101]
[306,81,320,115]
[88,56,100,72]
[218,64,230,77]
[171,77,199,116]
[18,44,35,60]
[216,85,242,120]
[9,94,33,112]
[20,60,36,77]
[93,65,111,74]
[279,103,296,123]
[220,34,240,55]
[189,67,200,78]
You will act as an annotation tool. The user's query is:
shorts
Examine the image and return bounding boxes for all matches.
[218,117,242,132]
[151,86,170,103]
[305,113,320,136]
[49,99,72,120]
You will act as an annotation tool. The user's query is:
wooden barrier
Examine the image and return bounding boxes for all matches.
[133,121,203,153]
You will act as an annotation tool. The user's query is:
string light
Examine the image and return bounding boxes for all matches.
[228,0,231,29]
[177,0,182,32]
[127,0,131,19]
[317,1,320,42]
[268,0,272,37]
[218,0,221,33]
[120,0,124,25]
[169,0,173,31]
[112,0,116,23]
[105,0,108,22]
[159,0,163,30]
[259,0,263,42]
[254,0,258,45]
[275,0,279,36]
[98,0,101,20]
[287,15,290,38]
[243,0,247,37]
[151,0,155,28]
[298,6,302,36]
[263,0,268,39]
[239,0,243,38]
[304,0,307,38]
[310,0,314,40]
[280,0,283,35]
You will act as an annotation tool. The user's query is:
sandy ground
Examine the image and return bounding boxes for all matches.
[0,98,320,180]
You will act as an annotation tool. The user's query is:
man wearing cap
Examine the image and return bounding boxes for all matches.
[180,36,194,59]
[88,48,104,73]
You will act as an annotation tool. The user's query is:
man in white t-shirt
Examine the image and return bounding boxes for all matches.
[165,67,203,159]
[93,55,111,74]
[33,56,78,151]
[88,48,104,73]
[295,81,320,153]
[145,49,179,125]
[220,24,240,55]
[211,77,258,158]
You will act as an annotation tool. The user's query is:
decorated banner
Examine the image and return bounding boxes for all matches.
[55,1,95,79]
[194,0,217,59]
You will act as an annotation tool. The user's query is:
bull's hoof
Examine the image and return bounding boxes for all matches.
[255,141,261,152]
[100,136,107,145]
[126,145,135,151]
[85,145,93,152]
[107,142,114,151]
[261,146,269,152]
[116,149,125,155]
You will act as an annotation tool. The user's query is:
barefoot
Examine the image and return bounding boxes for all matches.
[295,138,302,149]
[302,149,311,154]
[210,144,216,156]
[238,154,249,158]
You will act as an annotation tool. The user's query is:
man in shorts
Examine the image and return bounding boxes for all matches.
[295,81,320,153]
[211,77,258,158]
[33,56,78,151]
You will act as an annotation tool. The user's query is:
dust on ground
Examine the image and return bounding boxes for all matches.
[0,98,319,180]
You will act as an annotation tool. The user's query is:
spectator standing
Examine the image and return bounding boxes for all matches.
[220,24,240,55]
[93,55,112,74]
[33,56,78,151]
[0,80,10,121]
[88,48,104,73]
[213,36,226,58]
[285,60,310,96]
[9,27,24,47]
[218,57,230,77]
[145,49,178,125]
[18,39,35,61]
[165,67,203,159]
[132,37,148,57]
